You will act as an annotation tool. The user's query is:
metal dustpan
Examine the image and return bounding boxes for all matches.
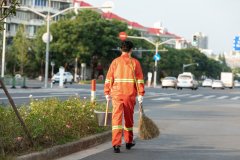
[94,100,112,126]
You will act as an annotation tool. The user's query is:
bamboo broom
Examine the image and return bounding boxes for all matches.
[130,58,160,140]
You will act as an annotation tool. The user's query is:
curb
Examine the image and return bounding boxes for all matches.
[17,131,112,160]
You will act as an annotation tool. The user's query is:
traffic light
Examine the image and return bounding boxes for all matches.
[193,35,197,42]
[192,35,198,47]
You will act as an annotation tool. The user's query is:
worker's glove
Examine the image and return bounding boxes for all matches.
[137,95,143,104]
[105,95,111,101]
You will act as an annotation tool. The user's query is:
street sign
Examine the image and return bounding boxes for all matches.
[119,32,127,41]
[233,36,240,51]
[153,53,161,61]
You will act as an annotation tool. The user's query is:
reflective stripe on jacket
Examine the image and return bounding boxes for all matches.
[104,54,145,97]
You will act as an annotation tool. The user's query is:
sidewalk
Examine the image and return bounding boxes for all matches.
[56,127,139,160]
[17,131,112,160]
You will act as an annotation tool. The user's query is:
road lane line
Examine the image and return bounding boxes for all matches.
[0,94,81,100]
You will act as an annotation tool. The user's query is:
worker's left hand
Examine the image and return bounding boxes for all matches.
[137,95,143,104]
[105,95,111,101]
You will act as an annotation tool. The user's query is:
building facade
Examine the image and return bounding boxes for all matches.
[6,0,72,38]
[2,0,194,53]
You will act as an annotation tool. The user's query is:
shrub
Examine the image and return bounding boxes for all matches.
[0,97,110,157]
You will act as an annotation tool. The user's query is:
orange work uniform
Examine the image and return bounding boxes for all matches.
[104,53,145,147]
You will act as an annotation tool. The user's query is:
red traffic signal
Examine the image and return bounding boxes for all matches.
[119,32,127,41]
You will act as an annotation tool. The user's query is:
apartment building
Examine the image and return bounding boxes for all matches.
[4,0,187,50]
[6,0,72,38]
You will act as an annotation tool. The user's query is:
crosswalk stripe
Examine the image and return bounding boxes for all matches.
[204,95,216,99]
[217,96,229,99]
[152,97,180,101]
[189,94,203,98]
[176,94,190,97]
[231,96,240,100]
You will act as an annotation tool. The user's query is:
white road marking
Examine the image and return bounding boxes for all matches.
[0,94,82,100]
[189,94,203,98]
[204,95,216,99]
[231,96,240,100]
[217,96,229,99]
[152,97,180,102]
[176,94,190,97]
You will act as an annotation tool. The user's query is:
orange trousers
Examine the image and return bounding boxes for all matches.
[111,96,136,146]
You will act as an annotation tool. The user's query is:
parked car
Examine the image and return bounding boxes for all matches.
[177,72,198,90]
[161,77,177,88]
[202,79,213,87]
[234,80,240,87]
[52,72,73,84]
[212,80,224,89]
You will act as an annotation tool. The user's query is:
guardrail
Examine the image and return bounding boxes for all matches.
[2,76,27,88]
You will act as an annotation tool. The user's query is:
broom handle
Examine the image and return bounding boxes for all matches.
[104,99,110,126]
[129,57,144,114]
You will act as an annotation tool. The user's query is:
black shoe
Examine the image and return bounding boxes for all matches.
[126,142,135,150]
[113,146,120,153]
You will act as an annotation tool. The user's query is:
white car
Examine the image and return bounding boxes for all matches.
[202,79,213,87]
[234,80,240,87]
[52,72,73,84]
[161,77,177,88]
[212,80,224,89]
[177,72,198,90]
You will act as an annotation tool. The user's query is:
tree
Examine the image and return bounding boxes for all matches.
[0,0,19,30]
[11,24,30,75]
[49,10,128,79]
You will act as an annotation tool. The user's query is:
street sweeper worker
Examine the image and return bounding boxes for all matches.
[104,40,145,153]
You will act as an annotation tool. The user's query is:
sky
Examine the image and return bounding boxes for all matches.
[84,0,240,54]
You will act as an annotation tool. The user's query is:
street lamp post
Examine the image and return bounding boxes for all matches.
[127,35,179,87]
[44,0,51,88]
[182,63,199,73]
[1,18,7,78]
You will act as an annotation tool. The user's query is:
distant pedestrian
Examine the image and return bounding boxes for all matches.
[104,40,145,153]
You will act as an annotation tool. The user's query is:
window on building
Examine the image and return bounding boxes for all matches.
[35,0,47,6]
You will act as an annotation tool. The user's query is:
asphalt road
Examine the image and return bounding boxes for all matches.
[1,80,240,106]
[1,82,240,159]
[58,85,240,160]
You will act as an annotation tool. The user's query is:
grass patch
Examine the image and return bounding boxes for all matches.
[0,97,110,158]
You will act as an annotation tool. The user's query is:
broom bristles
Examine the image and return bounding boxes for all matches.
[138,113,160,140]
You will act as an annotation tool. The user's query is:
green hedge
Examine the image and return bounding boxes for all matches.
[0,97,109,158]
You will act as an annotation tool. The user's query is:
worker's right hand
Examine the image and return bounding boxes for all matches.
[105,95,111,101]
[137,95,143,104]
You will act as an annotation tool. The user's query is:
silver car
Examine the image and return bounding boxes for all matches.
[161,77,177,88]
[202,79,213,87]
[212,80,224,89]
[234,80,240,87]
